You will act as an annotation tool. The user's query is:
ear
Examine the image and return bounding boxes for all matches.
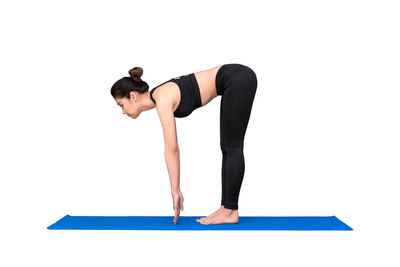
[129,91,136,101]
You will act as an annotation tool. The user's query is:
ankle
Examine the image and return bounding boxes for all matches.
[222,207,238,214]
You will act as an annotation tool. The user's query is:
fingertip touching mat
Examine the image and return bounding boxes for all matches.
[47,215,352,231]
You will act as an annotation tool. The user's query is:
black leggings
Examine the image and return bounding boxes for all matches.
[215,63,258,210]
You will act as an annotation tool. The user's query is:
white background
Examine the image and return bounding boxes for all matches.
[1,0,399,266]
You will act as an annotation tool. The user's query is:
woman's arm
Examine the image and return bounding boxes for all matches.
[155,96,181,194]
[165,149,180,194]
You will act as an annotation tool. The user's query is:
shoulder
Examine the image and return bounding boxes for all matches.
[152,81,179,108]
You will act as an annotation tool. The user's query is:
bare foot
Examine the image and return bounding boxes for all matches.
[196,205,225,223]
[198,207,239,225]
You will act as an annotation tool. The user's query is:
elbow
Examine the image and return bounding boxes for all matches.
[165,146,179,154]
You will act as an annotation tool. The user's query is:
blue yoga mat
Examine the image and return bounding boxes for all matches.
[47,215,352,231]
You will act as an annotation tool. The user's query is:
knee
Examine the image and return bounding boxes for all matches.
[220,141,244,155]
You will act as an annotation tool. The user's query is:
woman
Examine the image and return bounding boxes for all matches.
[110,63,258,225]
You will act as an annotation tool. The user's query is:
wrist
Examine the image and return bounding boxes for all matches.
[171,189,181,195]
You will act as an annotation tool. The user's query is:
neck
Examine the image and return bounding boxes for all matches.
[143,91,156,111]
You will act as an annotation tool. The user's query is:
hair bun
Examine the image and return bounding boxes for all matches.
[129,67,143,82]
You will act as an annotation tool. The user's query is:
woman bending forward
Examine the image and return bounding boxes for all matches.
[111,63,258,225]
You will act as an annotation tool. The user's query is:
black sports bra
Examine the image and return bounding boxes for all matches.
[149,73,203,118]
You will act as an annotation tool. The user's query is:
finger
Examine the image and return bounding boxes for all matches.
[180,198,184,211]
[174,209,179,223]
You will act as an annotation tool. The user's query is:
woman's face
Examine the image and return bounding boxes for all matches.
[114,92,141,119]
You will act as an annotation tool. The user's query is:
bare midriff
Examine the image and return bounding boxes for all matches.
[193,64,223,106]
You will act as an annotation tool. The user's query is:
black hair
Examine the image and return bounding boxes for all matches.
[110,66,149,99]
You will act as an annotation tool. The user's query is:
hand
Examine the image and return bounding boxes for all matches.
[172,190,184,224]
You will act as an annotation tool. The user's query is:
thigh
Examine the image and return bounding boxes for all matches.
[220,70,257,146]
